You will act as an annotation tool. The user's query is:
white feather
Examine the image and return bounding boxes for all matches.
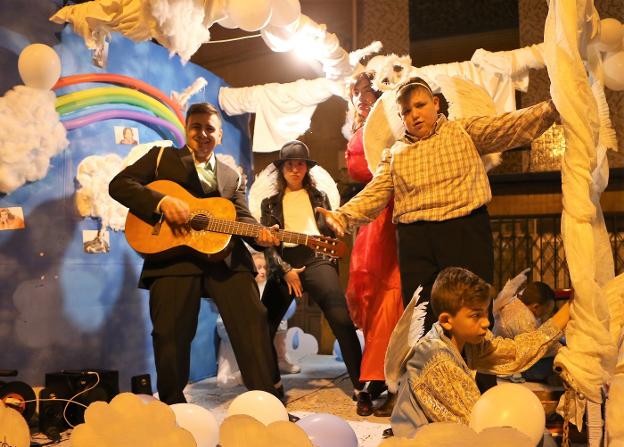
[348,41,383,67]
[408,286,428,348]
[492,267,530,318]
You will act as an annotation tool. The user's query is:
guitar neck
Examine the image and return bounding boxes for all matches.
[200,216,311,245]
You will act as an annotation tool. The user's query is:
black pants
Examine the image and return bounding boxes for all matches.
[148,262,279,404]
[396,207,496,392]
[262,246,364,390]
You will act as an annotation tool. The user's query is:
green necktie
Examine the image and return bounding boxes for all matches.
[196,162,217,194]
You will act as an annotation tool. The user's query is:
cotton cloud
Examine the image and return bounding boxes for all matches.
[75,140,171,230]
[75,153,128,231]
[0,85,68,193]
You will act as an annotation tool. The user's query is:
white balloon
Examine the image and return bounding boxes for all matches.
[596,18,623,52]
[135,393,158,404]
[18,43,62,90]
[478,427,533,447]
[470,383,545,447]
[217,14,238,29]
[269,0,301,27]
[170,403,219,447]
[227,390,289,425]
[412,422,479,446]
[603,51,624,91]
[0,404,30,447]
[227,0,272,32]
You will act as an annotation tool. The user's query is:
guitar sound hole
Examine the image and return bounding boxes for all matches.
[190,213,209,231]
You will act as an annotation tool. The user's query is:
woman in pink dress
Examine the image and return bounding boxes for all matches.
[345,72,404,416]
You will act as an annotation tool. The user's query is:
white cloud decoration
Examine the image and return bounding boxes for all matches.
[75,140,172,231]
[0,86,68,194]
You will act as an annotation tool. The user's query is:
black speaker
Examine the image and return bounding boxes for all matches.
[0,381,36,423]
[44,369,119,427]
[131,374,153,395]
[39,387,65,442]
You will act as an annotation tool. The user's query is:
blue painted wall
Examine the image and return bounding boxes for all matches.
[0,0,251,390]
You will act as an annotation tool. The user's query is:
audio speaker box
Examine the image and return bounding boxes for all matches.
[44,369,119,427]
[131,374,153,395]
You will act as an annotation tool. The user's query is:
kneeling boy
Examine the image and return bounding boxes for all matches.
[389,267,569,438]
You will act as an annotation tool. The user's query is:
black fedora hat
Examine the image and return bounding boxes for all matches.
[273,140,317,168]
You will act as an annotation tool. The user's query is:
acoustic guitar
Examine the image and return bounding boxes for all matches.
[124,180,347,260]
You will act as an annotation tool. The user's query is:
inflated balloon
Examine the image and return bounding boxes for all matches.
[71,423,109,447]
[61,109,185,146]
[227,390,288,425]
[603,51,624,91]
[0,402,30,447]
[285,327,318,362]
[478,427,533,447]
[283,299,296,320]
[18,43,62,90]
[220,414,271,446]
[135,393,157,404]
[269,0,301,27]
[56,86,183,128]
[171,403,219,447]
[470,383,545,446]
[412,422,479,446]
[333,329,364,361]
[266,420,313,446]
[296,413,358,447]
[227,0,272,32]
[596,18,623,52]
[217,14,239,29]
[53,73,184,123]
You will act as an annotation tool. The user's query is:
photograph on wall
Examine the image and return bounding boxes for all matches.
[0,207,25,231]
[115,126,139,145]
[82,229,110,254]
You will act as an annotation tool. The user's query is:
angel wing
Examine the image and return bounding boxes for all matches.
[248,163,341,222]
[492,267,530,318]
[408,286,428,348]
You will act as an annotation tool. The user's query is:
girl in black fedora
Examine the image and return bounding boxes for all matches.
[258,140,372,415]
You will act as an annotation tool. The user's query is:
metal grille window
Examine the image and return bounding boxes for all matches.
[491,214,624,290]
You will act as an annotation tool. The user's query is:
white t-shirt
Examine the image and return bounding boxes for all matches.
[282,189,320,247]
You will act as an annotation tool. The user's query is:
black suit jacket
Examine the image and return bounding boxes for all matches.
[109,145,258,288]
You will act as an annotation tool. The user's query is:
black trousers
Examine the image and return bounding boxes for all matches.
[396,206,496,392]
[262,246,364,389]
[148,262,279,404]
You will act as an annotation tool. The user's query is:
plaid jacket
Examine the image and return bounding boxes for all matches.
[336,100,558,229]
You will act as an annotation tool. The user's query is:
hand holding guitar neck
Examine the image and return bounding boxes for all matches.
[256,224,280,247]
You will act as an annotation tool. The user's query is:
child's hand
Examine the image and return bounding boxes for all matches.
[550,301,570,331]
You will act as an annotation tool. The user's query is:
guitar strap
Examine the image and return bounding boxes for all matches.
[154,146,165,177]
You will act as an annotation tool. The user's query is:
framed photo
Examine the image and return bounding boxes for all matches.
[0,207,25,231]
[114,126,139,145]
[82,230,110,254]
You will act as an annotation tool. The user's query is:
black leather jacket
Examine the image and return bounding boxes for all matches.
[260,187,335,276]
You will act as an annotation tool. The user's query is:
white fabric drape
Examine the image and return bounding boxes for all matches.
[543,1,623,444]
[219,78,338,152]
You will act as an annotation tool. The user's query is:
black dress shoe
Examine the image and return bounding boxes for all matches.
[355,391,373,416]
[288,413,300,422]
[373,392,397,417]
